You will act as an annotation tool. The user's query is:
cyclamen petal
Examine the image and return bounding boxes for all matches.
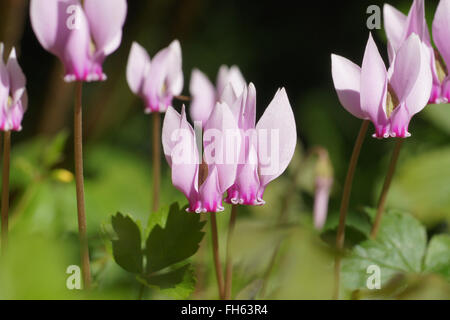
[331,54,365,119]
[332,33,431,139]
[30,0,127,82]
[189,65,246,128]
[126,40,184,113]
[0,45,27,132]
[433,0,450,69]
[224,84,297,206]
[189,69,216,127]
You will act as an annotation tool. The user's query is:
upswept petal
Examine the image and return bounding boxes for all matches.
[61,3,92,81]
[189,69,216,127]
[256,88,297,188]
[404,42,433,116]
[30,0,77,58]
[6,48,26,107]
[384,4,407,52]
[360,34,388,131]
[203,102,240,193]
[163,106,199,202]
[83,0,127,57]
[217,65,246,97]
[433,0,450,68]
[388,34,422,103]
[331,54,365,119]
[126,42,151,96]
[0,44,9,108]
[403,0,431,45]
[166,40,184,96]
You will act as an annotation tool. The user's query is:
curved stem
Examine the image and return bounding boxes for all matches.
[333,120,369,299]
[210,213,224,299]
[1,131,11,256]
[224,205,238,300]
[151,113,161,213]
[74,82,91,289]
[370,139,404,239]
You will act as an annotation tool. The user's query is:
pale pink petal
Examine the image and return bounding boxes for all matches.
[384,4,407,53]
[203,102,240,193]
[164,106,199,205]
[83,0,127,56]
[360,34,388,135]
[331,54,365,119]
[0,43,9,109]
[256,88,297,188]
[216,65,246,97]
[199,167,224,213]
[388,34,422,102]
[189,69,216,127]
[6,48,26,106]
[404,42,433,116]
[219,83,238,108]
[126,42,151,96]
[433,0,450,68]
[314,177,332,230]
[404,0,431,45]
[242,83,257,130]
[389,103,411,138]
[30,0,75,58]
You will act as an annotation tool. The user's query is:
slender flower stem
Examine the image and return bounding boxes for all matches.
[1,131,11,256]
[210,213,224,299]
[224,204,238,300]
[74,82,91,289]
[370,139,404,239]
[333,120,369,299]
[151,113,161,213]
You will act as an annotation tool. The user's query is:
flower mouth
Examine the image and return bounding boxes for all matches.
[435,49,448,83]
[7,96,13,109]
[386,83,400,119]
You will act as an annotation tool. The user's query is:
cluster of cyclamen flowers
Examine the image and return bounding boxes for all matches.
[332,0,450,138]
[127,40,297,213]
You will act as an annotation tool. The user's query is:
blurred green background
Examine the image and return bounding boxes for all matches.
[0,0,448,299]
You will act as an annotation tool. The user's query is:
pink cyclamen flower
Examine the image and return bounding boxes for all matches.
[0,44,27,131]
[30,0,127,82]
[314,176,333,230]
[127,41,183,113]
[225,84,297,206]
[190,65,246,127]
[384,0,450,104]
[162,103,239,213]
[332,33,432,138]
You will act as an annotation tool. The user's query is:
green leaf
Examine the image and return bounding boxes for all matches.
[111,213,143,274]
[422,103,450,135]
[140,264,196,300]
[342,211,427,291]
[424,235,450,282]
[388,147,450,225]
[144,203,206,273]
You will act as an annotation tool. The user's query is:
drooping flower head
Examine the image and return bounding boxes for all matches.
[384,0,450,103]
[127,41,183,113]
[0,44,27,131]
[162,103,239,213]
[332,33,432,138]
[225,84,297,206]
[30,0,127,82]
[190,65,246,127]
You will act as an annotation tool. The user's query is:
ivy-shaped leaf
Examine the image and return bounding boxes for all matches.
[342,210,450,295]
[111,212,143,274]
[424,235,450,282]
[109,202,206,299]
[144,203,206,274]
